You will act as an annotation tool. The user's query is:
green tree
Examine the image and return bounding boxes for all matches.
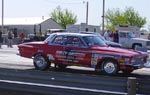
[105,7,146,30]
[50,6,77,29]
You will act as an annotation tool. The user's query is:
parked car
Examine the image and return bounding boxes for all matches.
[45,29,67,38]
[118,31,150,49]
[80,31,122,48]
[23,34,45,42]
[18,32,148,75]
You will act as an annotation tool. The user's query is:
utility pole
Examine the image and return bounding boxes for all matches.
[102,0,105,33]
[1,0,4,33]
[83,1,89,25]
[86,1,89,25]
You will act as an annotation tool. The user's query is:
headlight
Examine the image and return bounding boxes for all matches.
[131,56,148,63]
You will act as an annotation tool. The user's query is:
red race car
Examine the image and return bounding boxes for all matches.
[18,32,149,75]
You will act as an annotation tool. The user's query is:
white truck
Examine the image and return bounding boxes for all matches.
[116,25,150,50]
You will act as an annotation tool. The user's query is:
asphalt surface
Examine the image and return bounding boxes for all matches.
[0,45,33,69]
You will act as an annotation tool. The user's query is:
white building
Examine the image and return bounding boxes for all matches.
[0,17,62,37]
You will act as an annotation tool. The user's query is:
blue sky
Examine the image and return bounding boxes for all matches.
[0,0,150,29]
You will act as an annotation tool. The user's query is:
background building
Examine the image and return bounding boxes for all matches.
[0,17,62,37]
[66,23,101,33]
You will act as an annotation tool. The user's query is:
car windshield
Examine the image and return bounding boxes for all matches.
[97,34,105,41]
[83,35,107,47]
[44,33,56,43]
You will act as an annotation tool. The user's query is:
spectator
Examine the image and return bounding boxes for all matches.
[19,32,25,43]
[13,28,18,38]
[7,30,14,48]
[104,30,111,41]
[113,30,119,43]
[13,28,18,44]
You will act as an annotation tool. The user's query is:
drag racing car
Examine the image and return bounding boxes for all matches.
[18,32,149,75]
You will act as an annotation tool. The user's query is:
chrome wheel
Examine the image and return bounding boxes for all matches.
[102,60,118,75]
[34,54,50,70]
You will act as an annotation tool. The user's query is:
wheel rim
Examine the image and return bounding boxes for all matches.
[104,62,116,74]
[34,56,47,68]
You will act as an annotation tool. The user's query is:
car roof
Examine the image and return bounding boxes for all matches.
[52,32,97,37]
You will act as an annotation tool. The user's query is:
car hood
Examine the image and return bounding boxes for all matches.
[105,41,122,47]
[91,46,147,57]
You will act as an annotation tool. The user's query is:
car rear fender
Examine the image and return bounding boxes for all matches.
[33,52,47,58]
[18,45,37,58]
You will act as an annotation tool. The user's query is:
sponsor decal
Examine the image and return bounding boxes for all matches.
[38,50,43,52]
[91,54,99,68]
[56,50,85,63]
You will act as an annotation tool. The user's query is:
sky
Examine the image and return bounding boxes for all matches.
[0,0,150,29]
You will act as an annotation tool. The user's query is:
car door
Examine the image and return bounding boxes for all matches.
[47,35,65,64]
[119,32,130,48]
[62,36,91,66]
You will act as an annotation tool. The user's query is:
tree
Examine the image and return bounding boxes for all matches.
[105,7,146,30]
[50,6,77,29]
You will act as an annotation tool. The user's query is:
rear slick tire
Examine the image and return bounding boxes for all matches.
[33,54,50,70]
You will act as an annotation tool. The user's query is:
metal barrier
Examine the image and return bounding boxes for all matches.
[0,68,149,95]
[137,78,150,94]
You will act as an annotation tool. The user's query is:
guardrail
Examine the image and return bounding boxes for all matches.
[0,68,149,95]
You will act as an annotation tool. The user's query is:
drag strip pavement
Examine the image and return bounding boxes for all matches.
[0,68,127,95]
[0,45,33,69]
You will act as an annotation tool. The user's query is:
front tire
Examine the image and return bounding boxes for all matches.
[102,59,118,75]
[33,54,50,70]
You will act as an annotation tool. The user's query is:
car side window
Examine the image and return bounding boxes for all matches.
[119,32,126,38]
[65,36,84,47]
[51,35,64,45]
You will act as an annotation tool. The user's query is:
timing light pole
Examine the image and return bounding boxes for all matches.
[102,0,105,33]
[86,1,89,25]
[83,1,89,25]
[1,0,4,33]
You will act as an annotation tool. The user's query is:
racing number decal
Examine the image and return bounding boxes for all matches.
[56,49,76,62]
[63,50,77,62]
